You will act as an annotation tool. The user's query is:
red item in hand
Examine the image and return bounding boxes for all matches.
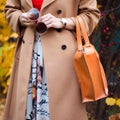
[32,0,43,11]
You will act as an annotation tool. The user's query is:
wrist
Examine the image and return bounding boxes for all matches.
[60,18,68,29]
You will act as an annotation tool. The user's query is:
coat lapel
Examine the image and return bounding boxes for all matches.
[25,0,33,10]
[41,0,56,10]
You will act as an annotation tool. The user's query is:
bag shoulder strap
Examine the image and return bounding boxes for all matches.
[75,17,82,50]
[76,16,90,47]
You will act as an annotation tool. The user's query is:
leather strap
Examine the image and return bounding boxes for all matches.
[75,17,82,50]
[75,16,90,50]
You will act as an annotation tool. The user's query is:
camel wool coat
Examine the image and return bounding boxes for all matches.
[3,0,100,120]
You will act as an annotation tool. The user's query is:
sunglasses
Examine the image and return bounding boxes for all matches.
[35,22,47,33]
[28,8,47,33]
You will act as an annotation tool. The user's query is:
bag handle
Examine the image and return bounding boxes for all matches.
[75,16,90,50]
[75,17,82,50]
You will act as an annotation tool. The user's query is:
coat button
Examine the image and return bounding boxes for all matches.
[61,44,67,50]
[57,9,62,14]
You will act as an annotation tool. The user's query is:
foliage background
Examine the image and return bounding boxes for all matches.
[0,0,18,96]
[0,0,120,119]
[88,0,120,119]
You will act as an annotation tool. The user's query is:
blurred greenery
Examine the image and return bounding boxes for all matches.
[0,0,17,95]
[88,0,120,119]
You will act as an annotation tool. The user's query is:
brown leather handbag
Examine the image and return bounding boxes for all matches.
[74,16,108,103]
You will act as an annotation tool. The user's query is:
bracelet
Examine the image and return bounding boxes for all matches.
[60,18,68,28]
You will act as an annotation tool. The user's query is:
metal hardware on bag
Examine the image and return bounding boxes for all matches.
[81,47,85,53]
[78,47,85,53]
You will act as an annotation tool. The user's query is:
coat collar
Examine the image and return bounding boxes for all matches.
[25,0,56,10]
[41,0,56,9]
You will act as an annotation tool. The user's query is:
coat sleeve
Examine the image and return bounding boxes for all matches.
[78,0,100,35]
[4,0,25,36]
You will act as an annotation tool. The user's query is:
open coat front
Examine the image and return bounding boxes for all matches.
[3,0,100,120]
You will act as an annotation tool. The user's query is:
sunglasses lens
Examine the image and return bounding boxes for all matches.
[28,8,39,20]
[36,22,47,33]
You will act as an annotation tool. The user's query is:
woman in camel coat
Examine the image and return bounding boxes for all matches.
[3,0,100,120]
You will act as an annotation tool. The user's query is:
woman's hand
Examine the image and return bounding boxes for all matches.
[19,12,37,27]
[38,13,64,29]
[39,13,75,30]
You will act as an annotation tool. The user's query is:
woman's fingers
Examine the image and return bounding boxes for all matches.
[19,13,63,28]
[19,12,36,26]
[39,13,63,29]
